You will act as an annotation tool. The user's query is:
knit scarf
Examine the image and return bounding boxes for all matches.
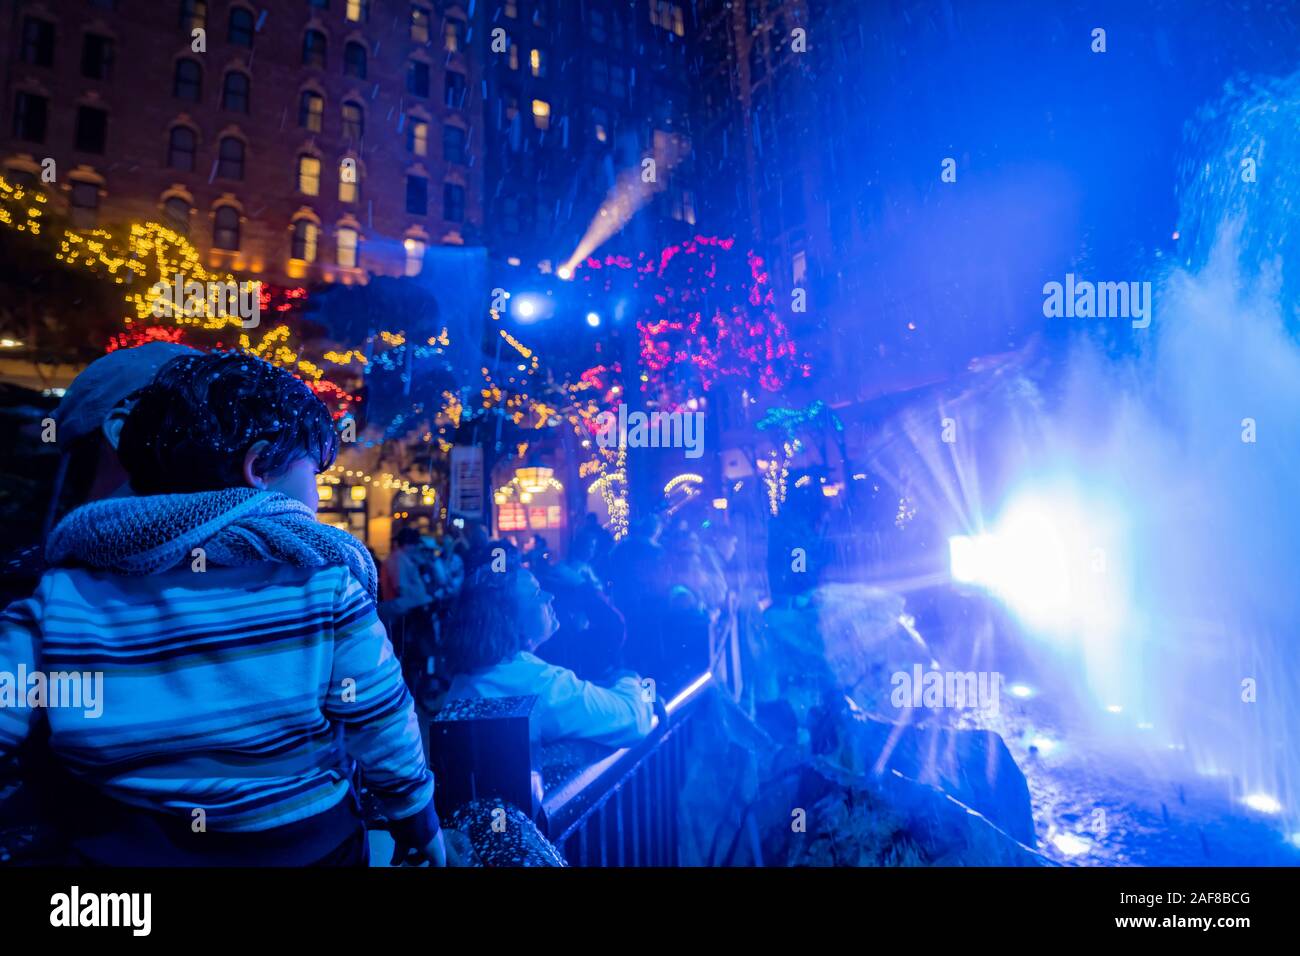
[47,487,378,599]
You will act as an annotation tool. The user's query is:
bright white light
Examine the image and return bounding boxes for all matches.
[1050,831,1092,857]
[586,311,601,327]
[557,266,573,280]
[1243,793,1282,815]
[1029,735,1058,757]
[1008,683,1035,699]
[1106,704,1123,714]
[947,488,1126,646]
[516,298,537,319]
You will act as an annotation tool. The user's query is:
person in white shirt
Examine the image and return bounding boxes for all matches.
[443,564,656,749]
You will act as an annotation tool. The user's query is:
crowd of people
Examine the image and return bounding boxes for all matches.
[0,344,745,867]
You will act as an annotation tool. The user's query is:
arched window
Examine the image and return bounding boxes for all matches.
[213,205,240,250]
[443,124,466,164]
[179,0,207,31]
[338,158,360,202]
[337,226,359,268]
[70,181,100,229]
[297,154,321,195]
[299,91,324,132]
[344,41,367,79]
[443,182,465,222]
[222,72,250,113]
[341,102,364,141]
[216,136,244,180]
[404,237,425,276]
[228,8,254,47]
[303,30,326,68]
[173,58,202,101]
[167,126,196,170]
[291,219,319,263]
[164,196,191,234]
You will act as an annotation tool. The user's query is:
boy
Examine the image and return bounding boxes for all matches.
[0,350,442,865]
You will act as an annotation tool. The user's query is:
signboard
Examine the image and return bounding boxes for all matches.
[449,445,484,519]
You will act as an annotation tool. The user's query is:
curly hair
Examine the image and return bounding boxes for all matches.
[442,560,529,675]
[118,350,339,495]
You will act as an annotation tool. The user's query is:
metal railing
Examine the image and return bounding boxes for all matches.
[536,671,713,866]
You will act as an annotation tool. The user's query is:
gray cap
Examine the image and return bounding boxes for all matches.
[54,342,198,444]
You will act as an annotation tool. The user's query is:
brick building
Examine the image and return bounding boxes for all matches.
[0,0,483,286]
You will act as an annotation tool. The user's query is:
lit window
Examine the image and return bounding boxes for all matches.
[299,91,324,131]
[337,227,359,267]
[339,160,359,202]
[411,7,431,43]
[444,18,465,53]
[509,42,519,71]
[531,99,550,130]
[291,220,319,263]
[341,102,364,140]
[504,0,518,18]
[346,0,368,23]
[213,206,240,250]
[297,155,321,195]
[530,49,545,77]
[407,118,429,156]
[650,1,684,36]
[180,0,207,32]
[404,238,426,276]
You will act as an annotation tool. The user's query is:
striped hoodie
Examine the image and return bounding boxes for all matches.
[0,560,436,845]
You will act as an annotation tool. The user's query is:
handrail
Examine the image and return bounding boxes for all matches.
[537,671,713,854]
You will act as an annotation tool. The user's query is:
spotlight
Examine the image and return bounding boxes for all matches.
[947,488,1125,642]
[1243,793,1283,815]
[557,266,573,280]
[516,298,537,319]
[586,311,601,327]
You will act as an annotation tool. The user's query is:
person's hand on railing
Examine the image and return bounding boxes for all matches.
[390,827,447,867]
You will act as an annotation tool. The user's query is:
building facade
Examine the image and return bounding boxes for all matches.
[0,0,483,285]
[477,0,700,279]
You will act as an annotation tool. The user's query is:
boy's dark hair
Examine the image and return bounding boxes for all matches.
[443,560,527,675]
[118,350,339,495]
